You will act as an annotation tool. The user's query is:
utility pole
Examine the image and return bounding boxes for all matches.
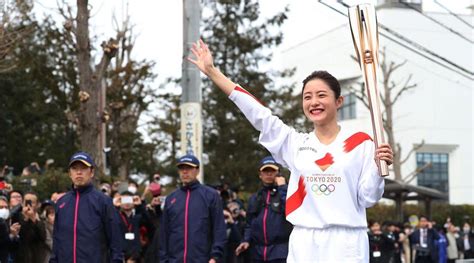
[181,0,203,181]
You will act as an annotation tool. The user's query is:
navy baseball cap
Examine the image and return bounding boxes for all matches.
[259,156,279,171]
[176,154,200,168]
[69,151,95,168]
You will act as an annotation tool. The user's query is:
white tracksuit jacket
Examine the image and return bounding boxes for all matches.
[229,85,384,229]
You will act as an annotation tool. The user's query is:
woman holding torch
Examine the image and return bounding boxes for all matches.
[188,39,393,263]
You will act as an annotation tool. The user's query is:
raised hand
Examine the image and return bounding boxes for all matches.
[187,39,215,76]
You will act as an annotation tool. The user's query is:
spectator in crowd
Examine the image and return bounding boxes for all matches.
[10,191,49,263]
[41,200,55,262]
[458,222,474,259]
[117,190,149,262]
[446,222,459,263]
[0,195,12,263]
[400,223,413,263]
[227,201,249,262]
[141,182,163,262]
[50,151,123,263]
[142,173,162,201]
[159,154,226,263]
[8,190,23,209]
[223,207,242,263]
[227,201,246,234]
[410,215,440,263]
[143,195,163,263]
[435,225,448,263]
[384,221,401,263]
[368,220,396,263]
[235,156,290,263]
[128,181,139,195]
[100,182,112,197]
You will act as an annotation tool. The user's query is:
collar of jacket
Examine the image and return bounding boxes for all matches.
[180,180,200,191]
[71,183,94,194]
[260,184,277,192]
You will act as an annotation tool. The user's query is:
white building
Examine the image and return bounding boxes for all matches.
[280,1,473,204]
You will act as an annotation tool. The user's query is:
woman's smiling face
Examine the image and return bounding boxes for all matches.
[302,78,343,127]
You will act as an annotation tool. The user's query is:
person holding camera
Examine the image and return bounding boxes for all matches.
[367,220,396,263]
[9,191,49,263]
[50,151,124,263]
[235,156,291,263]
[223,207,242,263]
[159,154,226,263]
[116,191,151,263]
[409,215,440,263]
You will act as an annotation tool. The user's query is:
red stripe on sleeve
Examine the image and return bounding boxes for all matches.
[285,176,306,217]
[343,132,373,153]
[234,86,264,105]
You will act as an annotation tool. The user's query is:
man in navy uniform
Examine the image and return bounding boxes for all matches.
[159,154,226,263]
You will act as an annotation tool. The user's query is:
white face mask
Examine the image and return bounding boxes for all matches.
[128,186,137,194]
[0,208,9,220]
[464,227,471,233]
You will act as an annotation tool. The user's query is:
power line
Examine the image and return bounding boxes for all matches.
[337,1,473,77]
[318,1,473,81]
[433,0,474,29]
[400,1,473,44]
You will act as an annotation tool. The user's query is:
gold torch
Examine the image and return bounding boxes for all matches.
[348,4,389,177]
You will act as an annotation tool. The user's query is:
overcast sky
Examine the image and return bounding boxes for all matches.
[33,0,472,142]
[35,0,473,84]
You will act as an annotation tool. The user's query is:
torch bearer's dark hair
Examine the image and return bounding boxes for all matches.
[302,70,341,99]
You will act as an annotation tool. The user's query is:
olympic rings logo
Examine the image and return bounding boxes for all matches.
[311,184,336,196]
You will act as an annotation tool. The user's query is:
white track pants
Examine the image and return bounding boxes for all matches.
[287,226,369,263]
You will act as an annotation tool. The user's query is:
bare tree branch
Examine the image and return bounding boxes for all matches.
[403,162,432,184]
[392,74,417,105]
[400,140,425,165]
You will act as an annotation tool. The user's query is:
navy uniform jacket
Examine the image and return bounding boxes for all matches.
[159,181,227,263]
[244,184,291,261]
[50,183,124,263]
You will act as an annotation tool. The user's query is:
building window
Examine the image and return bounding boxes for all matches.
[416,152,449,193]
[338,93,356,121]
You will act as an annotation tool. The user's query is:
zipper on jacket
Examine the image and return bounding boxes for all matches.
[183,189,191,263]
[263,190,271,261]
[73,190,80,263]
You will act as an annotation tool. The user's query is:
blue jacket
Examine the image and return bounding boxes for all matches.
[159,181,227,263]
[50,184,124,263]
[244,184,291,261]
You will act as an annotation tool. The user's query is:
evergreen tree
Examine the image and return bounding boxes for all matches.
[200,0,303,191]
[0,6,79,172]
